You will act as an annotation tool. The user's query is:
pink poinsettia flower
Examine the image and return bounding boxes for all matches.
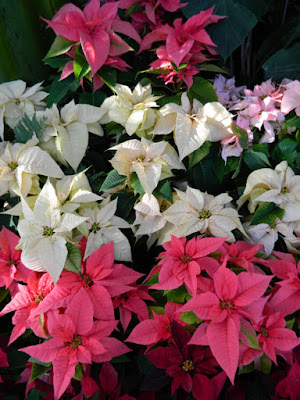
[117,0,186,29]
[126,302,185,350]
[113,286,155,331]
[275,361,300,400]
[82,362,136,399]
[20,289,130,400]
[44,0,141,76]
[0,271,53,344]
[260,251,300,316]
[33,242,143,321]
[147,322,226,400]
[0,226,29,291]
[219,241,265,273]
[140,7,223,67]
[150,46,201,88]
[281,80,300,116]
[152,235,225,296]
[180,262,273,383]
[253,310,300,365]
[231,79,285,143]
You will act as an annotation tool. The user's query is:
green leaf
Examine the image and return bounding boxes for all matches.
[153,180,173,203]
[47,76,80,107]
[28,357,51,367]
[44,55,72,68]
[272,137,298,165]
[283,116,300,129]
[124,3,143,17]
[105,121,124,136]
[244,148,271,170]
[14,113,46,143]
[0,287,9,303]
[74,364,83,381]
[238,0,272,18]
[250,202,284,226]
[165,286,189,304]
[43,35,74,60]
[240,324,261,350]
[183,0,258,60]
[259,353,272,375]
[188,76,217,104]
[263,43,300,81]
[231,155,242,179]
[74,46,90,80]
[231,123,248,149]
[100,170,126,192]
[180,311,201,325]
[157,94,182,107]
[144,272,159,286]
[130,172,145,195]
[188,142,212,169]
[79,91,107,107]
[113,191,137,221]
[30,362,51,383]
[200,63,229,74]
[98,67,117,89]
[110,355,130,363]
[64,242,82,274]
[149,306,165,316]
[285,318,295,330]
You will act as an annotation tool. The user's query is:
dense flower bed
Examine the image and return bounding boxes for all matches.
[0,1,299,399]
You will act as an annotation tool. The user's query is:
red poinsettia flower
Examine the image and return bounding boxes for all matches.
[147,322,226,400]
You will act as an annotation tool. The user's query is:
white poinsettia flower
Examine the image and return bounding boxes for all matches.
[237,161,300,221]
[0,80,48,140]
[51,170,102,213]
[16,180,88,284]
[107,83,161,135]
[37,100,106,171]
[109,137,185,194]
[0,138,64,197]
[243,220,297,256]
[78,197,132,262]
[158,186,245,244]
[150,92,233,160]
[133,193,168,237]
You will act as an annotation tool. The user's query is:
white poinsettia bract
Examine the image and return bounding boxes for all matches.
[151,92,233,160]
[158,186,245,244]
[0,80,48,140]
[37,100,105,171]
[0,138,64,197]
[109,137,185,195]
[105,82,160,136]
[16,180,88,284]
[78,197,132,262]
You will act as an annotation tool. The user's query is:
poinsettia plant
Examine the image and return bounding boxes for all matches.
[0,1,300,399]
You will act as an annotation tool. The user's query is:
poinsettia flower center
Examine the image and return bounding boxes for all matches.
[182,359,194,372]
[43,226,54,237]
[260,326,269,337]
[281,187,288,194]
[90,223,100,233]
[199,209,211,219]
[82,274,93,287]
[68,334,82,348]
[8,162,18,170]
[34,294,44,303]
[180,254,192,263]
[219,300,234,310]
[7,259,16,266]
[15,98,20,105]
[165,323,172,332]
